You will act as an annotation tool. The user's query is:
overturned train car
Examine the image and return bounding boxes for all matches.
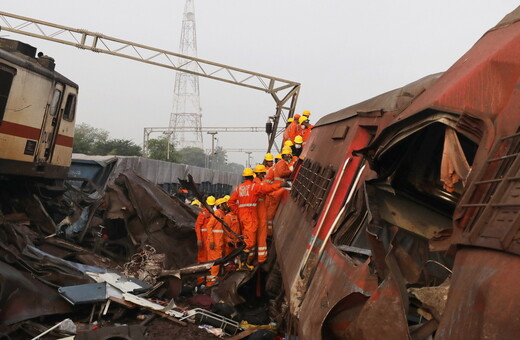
[273,7,520,340]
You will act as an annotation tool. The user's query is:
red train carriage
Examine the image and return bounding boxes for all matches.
[272,6,520,339]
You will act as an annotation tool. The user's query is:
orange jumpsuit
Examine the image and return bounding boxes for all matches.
[228,179,280,251]
[284,120,299,143]
[206,208,226,286]
[254,177,277,263]
[301,124,314,144]
[223,212,242,256]
[265,160,292,234]
[195,208,212,263]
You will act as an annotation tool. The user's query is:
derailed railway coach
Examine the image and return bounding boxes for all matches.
[0,38,77,181]
[271,6,520,340]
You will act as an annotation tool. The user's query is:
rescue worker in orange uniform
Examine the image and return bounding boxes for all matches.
[282,118,294,143]
[284,114,301,143]
[253,164,274,263]
[265,147,293,235]
[223,199,242,257]
[205,198,227,287]
[274,153,282,164]
[299,116,314,144]
[194,196,215,284]
[228,168,283,269]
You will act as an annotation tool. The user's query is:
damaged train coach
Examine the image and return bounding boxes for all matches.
[271,6,520,340]
[0,38,77,181]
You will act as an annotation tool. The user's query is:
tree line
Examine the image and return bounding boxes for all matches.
[72,123,244,174]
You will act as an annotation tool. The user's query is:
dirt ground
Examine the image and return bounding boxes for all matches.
[145,318,221,339]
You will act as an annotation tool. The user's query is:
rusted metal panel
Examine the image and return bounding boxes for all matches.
[436,248,520,339]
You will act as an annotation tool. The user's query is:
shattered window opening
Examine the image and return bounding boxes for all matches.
[291,159,335,220]
[0,64,15,123]
[63,93,76,121]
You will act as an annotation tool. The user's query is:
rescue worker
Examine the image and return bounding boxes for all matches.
[205,198,227,287]
[265,147,293,235]
[228,168,284,270]
[194,196,215,284]
[291,135,304,158]
[222,198,241,257]
[299,116,313,144]
[253,164,273,263]
[284,140,294,148]
[263,153,274,170]
[274,153,282,164]
[284,114,301,143]
[191,199,201,207]
[282,118,294,143]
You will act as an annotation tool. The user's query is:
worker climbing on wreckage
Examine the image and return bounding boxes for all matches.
[253,164,276,264]
[299,116,313,145]
[228,168,286,270]
[265,146,294,235]
[291,135,304,158]
[205,197,227,287]
[194,195,215,284]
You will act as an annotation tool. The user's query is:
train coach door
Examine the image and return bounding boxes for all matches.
[36,82,63,163]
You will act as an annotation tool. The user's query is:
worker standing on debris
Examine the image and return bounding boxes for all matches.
[194,196,215,283]
[205,198,227,287]
[299,116,313,144]
[253,164,275,263]
[263,153,274,170]
[228,168,283,270]
[265,147,293,235]
[223,198,241,256]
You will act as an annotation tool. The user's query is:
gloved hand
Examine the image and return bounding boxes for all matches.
[280,180,291,188]
[289,165,294,171]
[210,242,215,250]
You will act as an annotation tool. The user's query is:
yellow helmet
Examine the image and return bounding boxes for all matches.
[242,168,255,177]
[302,110,311,116]
[206,196,216,205]
[287,118,294,123]
[215,198,226,206]
[282,146,293,155]
[299,116,308,124]
[264,153,274,161]
[223,195,230,202]
[275,153,282,159]
[294,135,303,144]
[284,140,294,147]
[254,164,267,173]
[191,199,201,206]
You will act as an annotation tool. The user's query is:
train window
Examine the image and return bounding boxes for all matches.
[291,159,336,220]
[0,65,16,123]
[49,89,62,116]
[63,93,76,121]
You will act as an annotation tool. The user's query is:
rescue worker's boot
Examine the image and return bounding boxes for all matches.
[237,250,254,271]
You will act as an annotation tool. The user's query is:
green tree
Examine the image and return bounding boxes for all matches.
[223,162,245,174]
[73,123,141,156]
[147,136,180,162]
[94,139,142,156]
[178,147,206,167]
[73,123,109,154]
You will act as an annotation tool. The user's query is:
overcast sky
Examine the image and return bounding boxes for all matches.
[2,1,518,165]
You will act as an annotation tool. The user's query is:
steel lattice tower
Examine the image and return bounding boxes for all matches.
[168,0,203,149]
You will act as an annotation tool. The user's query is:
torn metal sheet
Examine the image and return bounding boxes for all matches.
[87,271,151,294]
[209,270,256,306]
[122,293,184,318]
[0,261,73,325]
[409,278,450,321]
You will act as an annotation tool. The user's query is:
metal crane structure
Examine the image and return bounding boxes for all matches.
[0,10,300,153]
[169,0,203,150]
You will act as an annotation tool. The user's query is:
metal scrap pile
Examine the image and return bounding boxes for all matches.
[0,170,244,339]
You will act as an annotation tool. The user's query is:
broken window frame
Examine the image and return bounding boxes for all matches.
[0,63,16,123]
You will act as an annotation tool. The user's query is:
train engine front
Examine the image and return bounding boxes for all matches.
[0,38,78,185]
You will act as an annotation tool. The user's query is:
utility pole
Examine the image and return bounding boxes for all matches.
[168,0,203,150]
[245,152,253,168]
[207,131,218,169]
